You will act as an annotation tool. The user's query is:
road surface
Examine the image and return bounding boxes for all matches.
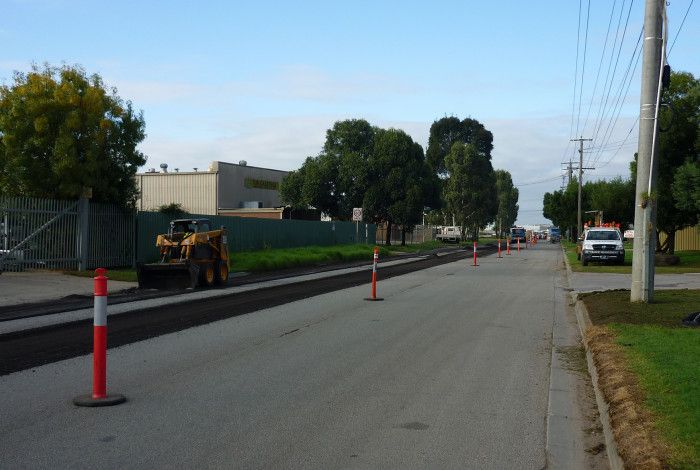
[0,244,605,469]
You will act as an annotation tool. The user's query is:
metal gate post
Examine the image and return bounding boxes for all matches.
[78,197,90,271]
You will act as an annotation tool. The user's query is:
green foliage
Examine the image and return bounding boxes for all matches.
[426,116,494,176]
[443,143,497,239]
[0,64,147,206]
[229,244,390,272]
[494,170,519,235]
[157,202,187,219]
[543,180,581,235]
[364,128,429,236]
[279,119,431,245]
[279,119,376,219]
[587,177,635,228]
[651,71,699,251]
[672,160,700,214]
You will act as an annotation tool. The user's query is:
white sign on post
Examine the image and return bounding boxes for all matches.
[352,208,363,222]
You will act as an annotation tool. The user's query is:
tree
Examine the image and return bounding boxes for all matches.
[279,119,376,220]
[157,203,188,218]
[672,160,700,214]
[494,170,519,236]
[631,71,700,253]
[586,177,635,229]
[0,64,146,206]
[426,116,494,176]
[543,180,582,240]
[364,128,429,245]
[443,143,497,240]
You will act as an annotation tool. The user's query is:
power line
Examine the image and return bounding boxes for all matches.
[570,0,584,139]
[590,0,635,161]
[597,116,639,168]
[580,0,618,137]
[591,27,643,166]
[575,0,592,137]
[668,0,695,56]
[514,176,563,187]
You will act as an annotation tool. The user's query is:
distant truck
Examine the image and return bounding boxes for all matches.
[437,226,462,243]
[509,227,527,244]
[548,226,561,243]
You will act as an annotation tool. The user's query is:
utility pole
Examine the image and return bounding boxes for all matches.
[570,137,593,237]
[631,0,664,302]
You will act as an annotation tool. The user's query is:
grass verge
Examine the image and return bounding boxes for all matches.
[582,289,700,469]
[63,241,450,279]
[229,244,389,272]
[563,241,700,274]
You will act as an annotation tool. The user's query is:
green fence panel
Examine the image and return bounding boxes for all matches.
[136,211,376,263]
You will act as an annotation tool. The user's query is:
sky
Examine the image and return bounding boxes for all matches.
[2,0,699,224]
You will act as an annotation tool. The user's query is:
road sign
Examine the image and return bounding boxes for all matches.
[352,208,363,221]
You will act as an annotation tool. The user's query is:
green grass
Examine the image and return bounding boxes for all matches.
[583,290,700,468]
[63,268,138,282]
[229,244,390,272]
[63,244,393,278]
[385,240,446,253]
[562,240,700,274]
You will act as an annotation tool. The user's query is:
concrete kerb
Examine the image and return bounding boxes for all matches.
[563,243,625,470]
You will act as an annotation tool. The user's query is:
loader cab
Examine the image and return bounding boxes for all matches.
[169,219,212,235]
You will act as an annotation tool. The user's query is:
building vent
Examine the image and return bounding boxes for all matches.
[174,168,180,172]
[239,160,247,166]
[193,167,198,172]
[147,168,157,173]
[159,163,168,173]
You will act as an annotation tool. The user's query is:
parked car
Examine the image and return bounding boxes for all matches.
[579,227,625,266]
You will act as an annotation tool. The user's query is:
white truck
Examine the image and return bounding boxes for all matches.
[436,226,462,243]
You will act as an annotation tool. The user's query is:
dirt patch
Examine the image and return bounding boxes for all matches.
[585,325,669,469]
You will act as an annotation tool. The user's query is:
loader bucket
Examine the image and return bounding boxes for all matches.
[136,262,200,290]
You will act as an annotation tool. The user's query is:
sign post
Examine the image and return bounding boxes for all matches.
[352,208,363,243]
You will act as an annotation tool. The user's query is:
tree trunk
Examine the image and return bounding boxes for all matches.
[385,221,391,246]
[664,230,676,255]
[401,227,406,246]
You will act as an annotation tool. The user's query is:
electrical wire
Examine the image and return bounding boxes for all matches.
[580,0,618,138]
[575,0,592,137]
[591,27,643,166]
[514,176,563,187]
[589,0,636,167]
[668,0,695,56]
[570,0,584,140]
[589,0,630,150]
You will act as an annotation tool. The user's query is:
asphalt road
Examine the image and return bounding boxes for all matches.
[0,244,602,469]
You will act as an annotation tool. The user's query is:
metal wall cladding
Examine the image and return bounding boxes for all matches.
[215,162,288,209]
[136,172,217,214]
[674,225,700,251]
[137,211,377,263]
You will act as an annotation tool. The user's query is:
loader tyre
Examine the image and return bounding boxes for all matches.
[200,263,215,287]
[214,260,229,285]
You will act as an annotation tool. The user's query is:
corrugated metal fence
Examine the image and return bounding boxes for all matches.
[137,212,376,263]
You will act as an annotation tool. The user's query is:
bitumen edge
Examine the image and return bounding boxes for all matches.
[562,246,625,470]
[1,248,484,336]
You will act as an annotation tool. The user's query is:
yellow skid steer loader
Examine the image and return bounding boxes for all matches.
[137,218,229,289]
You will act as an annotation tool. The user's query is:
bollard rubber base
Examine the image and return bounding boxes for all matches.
[364,297,384,301]
[73,393,126,407]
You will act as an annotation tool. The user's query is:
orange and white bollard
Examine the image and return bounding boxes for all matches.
[506,239,511,255]
[74,268,126,407]
[497,238,502,258]
[517,238,521,254]
[365,247,383,301]
[472,241,479,267]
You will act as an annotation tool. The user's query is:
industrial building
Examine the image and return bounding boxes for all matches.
[136,161,288,217]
